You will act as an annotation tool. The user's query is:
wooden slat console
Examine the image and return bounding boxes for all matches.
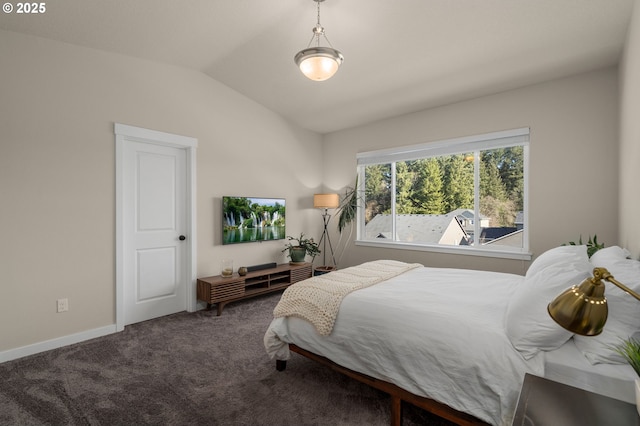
[197,263,311,315]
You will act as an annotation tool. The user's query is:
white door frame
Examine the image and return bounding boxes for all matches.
[115,123,197,332]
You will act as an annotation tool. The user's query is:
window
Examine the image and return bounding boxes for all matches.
[356,128,530,259]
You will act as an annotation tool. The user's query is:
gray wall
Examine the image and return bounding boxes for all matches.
[323,68,620,275]
[1,3,638,358]
[619,0,640,258]
[0,30,323,354]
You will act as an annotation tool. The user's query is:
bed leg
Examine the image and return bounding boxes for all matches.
[276,360,287,371]
[390,395,401,426]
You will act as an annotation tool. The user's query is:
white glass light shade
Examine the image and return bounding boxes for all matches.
[294,47,344,81]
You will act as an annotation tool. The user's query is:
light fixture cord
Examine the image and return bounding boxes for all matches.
[305,0,335,49]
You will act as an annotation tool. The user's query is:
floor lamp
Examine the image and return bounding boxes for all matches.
[314,193,340,271]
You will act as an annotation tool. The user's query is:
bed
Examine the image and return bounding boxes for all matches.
[264,246,639,426]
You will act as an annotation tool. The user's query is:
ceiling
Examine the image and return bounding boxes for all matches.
[0,0,634,134]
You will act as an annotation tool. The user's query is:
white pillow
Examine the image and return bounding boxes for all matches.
[573,246,640,364]
[590,245,631,265]
[505,245,591,359]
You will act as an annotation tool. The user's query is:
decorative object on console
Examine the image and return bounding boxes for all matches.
[282,234,320,264]
[247,262,278,272]
[313,193,339,274]
[220,259,233,277]
[294,0,344,81]
[238,266,248,276]
[222,196,285,245]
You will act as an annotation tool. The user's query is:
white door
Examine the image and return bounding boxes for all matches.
[122,141,188,325]
[116,125,195,329]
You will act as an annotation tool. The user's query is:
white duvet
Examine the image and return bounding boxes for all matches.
[264,266,545,426]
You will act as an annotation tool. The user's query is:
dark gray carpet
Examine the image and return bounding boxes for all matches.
[0,293,456,425]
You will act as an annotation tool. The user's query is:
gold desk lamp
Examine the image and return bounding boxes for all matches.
[548,267,640,336]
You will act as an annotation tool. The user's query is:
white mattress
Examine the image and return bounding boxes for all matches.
[264,266,636,425]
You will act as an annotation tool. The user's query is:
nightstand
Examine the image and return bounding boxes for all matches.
[512,373,639,426]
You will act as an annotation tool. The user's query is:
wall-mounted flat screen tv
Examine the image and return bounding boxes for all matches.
[222,196,286,245]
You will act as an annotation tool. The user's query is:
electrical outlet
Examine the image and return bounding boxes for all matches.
[57,298,68,313]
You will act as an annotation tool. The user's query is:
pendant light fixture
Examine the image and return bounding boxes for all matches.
[294,0,344,81]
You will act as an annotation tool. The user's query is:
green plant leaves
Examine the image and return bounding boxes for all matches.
[563,234,604,258]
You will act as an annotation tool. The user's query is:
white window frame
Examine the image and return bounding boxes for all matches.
[356,128,531,260]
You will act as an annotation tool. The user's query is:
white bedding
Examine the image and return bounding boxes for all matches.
[265,266,545,425]
[265,263,638,425]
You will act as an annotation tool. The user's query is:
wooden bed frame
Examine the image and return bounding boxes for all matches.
[276,344,489,426]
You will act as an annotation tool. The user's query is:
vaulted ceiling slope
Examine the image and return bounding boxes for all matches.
[0,0,634,134]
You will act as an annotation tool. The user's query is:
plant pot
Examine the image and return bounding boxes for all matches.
[314,266,336,276]
[289,246,306,263]
[635,378,640,416]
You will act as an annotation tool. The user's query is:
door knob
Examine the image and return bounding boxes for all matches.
[179,235,186,241]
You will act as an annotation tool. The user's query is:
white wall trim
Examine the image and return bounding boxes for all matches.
[356,240,532,260]
[0,325,117,364]
[115,123,197,148]
[115,123,198,332]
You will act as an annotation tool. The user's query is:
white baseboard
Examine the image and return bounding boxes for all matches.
[0,324,118,364]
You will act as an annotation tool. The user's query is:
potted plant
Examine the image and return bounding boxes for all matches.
[614,338,640,415]
[282,233,321,264]
[564,235,604,258]
[332,176,361,268]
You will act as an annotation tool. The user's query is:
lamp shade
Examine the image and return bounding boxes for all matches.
[295,47,343,81]
[314,193,340,209]
[547,276,608,336]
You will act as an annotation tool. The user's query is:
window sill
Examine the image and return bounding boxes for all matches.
[355,240,533,261]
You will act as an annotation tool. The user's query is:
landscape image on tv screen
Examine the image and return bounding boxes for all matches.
[222,196,286,245]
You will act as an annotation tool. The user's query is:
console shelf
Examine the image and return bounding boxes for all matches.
[197,263,312,315]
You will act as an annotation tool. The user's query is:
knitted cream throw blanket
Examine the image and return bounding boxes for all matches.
[273,260,421,336]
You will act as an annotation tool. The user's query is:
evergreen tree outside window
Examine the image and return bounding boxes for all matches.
[356,128,530,259]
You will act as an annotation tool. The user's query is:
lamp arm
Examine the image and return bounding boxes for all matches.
[597,267,640,301]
